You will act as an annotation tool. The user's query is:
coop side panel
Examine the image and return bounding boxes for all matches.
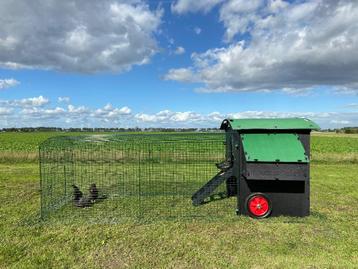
[297,132,311,217]
[244,163,308,181]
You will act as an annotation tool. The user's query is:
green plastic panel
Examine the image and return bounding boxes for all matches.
[241,133,308,163]
[227,118,320,130]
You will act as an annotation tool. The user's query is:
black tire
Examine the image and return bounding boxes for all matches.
[245,192,272,219]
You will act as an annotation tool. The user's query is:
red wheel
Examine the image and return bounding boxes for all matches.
[246,193,271,218]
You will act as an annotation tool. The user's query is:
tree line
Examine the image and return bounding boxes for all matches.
[0,126,357,133]
[0,127,221,133]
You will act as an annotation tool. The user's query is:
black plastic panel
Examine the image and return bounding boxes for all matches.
[244,163,308,181]
[246,180,305,193]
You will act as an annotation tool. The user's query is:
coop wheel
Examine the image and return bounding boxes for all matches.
[246,193,271,219]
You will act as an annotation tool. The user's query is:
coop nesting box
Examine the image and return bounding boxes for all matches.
[192,118,319,218]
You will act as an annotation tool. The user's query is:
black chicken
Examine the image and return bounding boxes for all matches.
[89,183,99,202]
[72,184,83,202]
[72,183,106,208]
[76,196,92,208]
[72,184,91,207]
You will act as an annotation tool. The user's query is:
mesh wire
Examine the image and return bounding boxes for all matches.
[40,133,236,223]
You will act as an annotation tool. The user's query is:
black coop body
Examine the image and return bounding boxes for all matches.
[222,118,319,218]
[192,118,320,218]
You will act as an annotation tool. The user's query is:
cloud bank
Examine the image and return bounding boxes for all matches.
[0,96,357,129]
[168,0,358,94]
[0,0,162,73]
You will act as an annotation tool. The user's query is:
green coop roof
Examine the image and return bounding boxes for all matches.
[241,133,308,163]
[221,118,320,130]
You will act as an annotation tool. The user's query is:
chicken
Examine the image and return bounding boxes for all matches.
[76,196,92,208]
[89,183,98,202]
[72,183,106,208]
[72,184,83,203]
[72,184,91,207]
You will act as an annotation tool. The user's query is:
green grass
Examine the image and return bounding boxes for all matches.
[0,132,95,163]
[0,132,357,268]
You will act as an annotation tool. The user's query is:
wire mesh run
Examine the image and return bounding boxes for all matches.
[40,133,236,223]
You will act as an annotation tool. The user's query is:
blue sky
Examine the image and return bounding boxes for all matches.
[0,0,358,128]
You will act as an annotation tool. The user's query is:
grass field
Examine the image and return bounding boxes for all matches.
[0,132,357,268]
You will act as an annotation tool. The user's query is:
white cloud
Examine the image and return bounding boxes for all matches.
[135,113,158,122]
[0,1,162,73]
[219,0,264,41]
[330,120,350,125]
[0,96,357,128]
[58,97,71,103]
[93,104,132,119]
[0,79,20,89]
[102,103,114,111]
[268,0,289,13]
[164,68,197,82]
[134,110,358,128]
[7,100,132,127]
[345,103,358,109]
[135,110,202,124]
[207,112,223,121]
[21,107,66,119]
[18,96,49,107]
[0,107,12,116]
[1,96,50,107]
[171,0,223,14]
[174,46,186,55]
[108,107,132,118]
[171,111,201,122]
[194,27,202,35]
[118,106,131,114]
[166,1,358,94]
[281,87,314,96]
[68,105,89,115]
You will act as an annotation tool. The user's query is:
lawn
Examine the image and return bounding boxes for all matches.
[0,132,357,268]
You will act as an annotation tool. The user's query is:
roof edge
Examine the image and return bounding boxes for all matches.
[220,119,230,130]
[220,118,320,131]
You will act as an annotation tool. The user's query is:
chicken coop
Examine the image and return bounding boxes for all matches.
[39,133,235,223]
[198,118,319,218]
[40,118,319,223]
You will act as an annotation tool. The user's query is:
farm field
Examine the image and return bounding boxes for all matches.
[0,132,357,268]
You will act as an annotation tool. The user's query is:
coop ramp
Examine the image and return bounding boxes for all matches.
[191,168,233,206]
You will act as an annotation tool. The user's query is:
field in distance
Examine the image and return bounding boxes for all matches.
[0,131,357,163]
